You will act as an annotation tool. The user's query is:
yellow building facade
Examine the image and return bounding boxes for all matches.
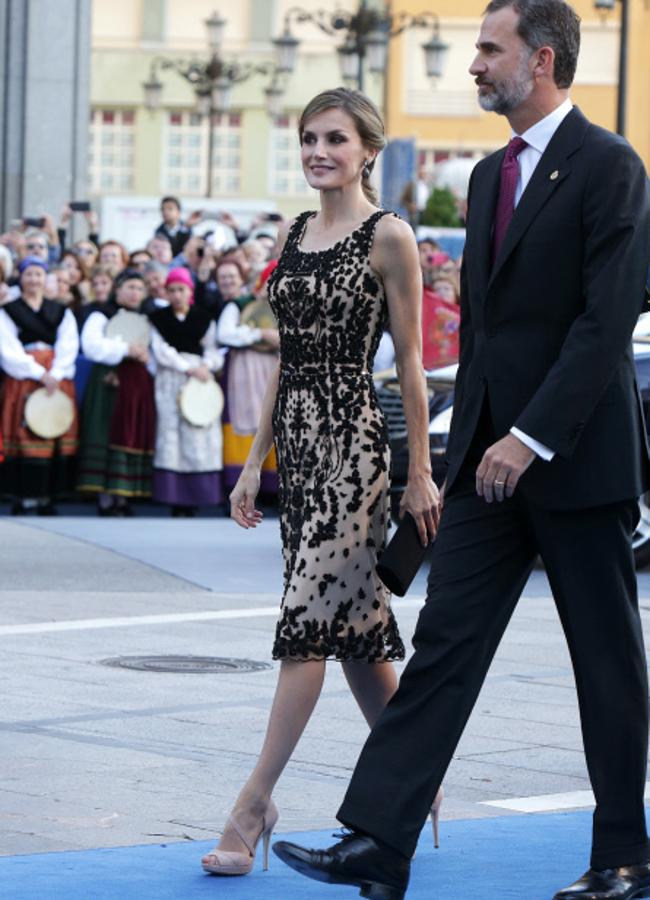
[386,0,650,173]
[90,0,383,219]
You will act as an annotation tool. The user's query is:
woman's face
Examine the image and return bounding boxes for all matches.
[130,252,151,272]
[116,278,146,310]
[99,244,123,271]
[91,274,113,302]
[216,262,244,300]
[74,242,98,266]
[432,279,457,304]
[20,264,47,295]
[144,270,166,298]
[300,108,372,195]
[166,282,192,312]
[55,269,72,298]
[61,254,82,285]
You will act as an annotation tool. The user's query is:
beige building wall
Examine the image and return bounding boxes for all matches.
[90,0,384,218]
[386,0,649,171]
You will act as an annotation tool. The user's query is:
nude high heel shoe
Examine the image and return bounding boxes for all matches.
[201,800,279,876]
[430,786,444,849]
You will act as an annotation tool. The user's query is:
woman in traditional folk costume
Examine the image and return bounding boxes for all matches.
[76,269,155,516]
[149,267,225,516]
[0,257,79,514]
[217,259,280,496]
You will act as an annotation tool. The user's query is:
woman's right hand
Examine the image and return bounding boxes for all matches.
[230,466,263,529]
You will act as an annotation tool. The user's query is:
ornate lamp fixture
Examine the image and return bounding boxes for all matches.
[142,10,286,119]
[272,2,449,91]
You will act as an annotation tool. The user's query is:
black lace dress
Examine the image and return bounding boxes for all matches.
[267,209,405,662]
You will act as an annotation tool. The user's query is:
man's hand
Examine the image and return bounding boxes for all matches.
[476,433,536,503]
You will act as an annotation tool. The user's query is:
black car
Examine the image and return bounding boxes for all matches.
[379,340,650,569]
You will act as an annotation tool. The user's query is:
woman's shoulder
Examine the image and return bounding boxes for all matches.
[274,213,311,257]
[373,210,414,245]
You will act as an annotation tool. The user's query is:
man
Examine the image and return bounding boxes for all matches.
[273,1,650,898]
[154,196,201,257]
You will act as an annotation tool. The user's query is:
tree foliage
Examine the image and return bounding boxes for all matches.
[420,186,462,227]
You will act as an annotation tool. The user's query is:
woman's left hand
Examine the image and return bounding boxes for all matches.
[399,471,441,547]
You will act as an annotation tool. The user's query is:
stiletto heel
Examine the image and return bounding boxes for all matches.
[262,823,272,872]
[201,800,279,876]
[430,786,444,848]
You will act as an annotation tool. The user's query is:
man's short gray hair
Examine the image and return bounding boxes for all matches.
[484,0,581,88]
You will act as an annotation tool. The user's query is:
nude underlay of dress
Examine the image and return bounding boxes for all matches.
[268,209,405,662]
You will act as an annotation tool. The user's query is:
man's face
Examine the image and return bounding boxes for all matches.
[147,238,172,265]
[469,7,535,116]
[161,201,180,226]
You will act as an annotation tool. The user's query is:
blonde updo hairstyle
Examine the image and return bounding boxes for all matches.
[298,88,386,207]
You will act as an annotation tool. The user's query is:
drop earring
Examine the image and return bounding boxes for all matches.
[362,160,371,179]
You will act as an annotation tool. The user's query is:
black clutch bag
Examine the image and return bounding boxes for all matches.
[376,513,428,597]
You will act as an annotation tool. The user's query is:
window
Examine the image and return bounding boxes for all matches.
[89,109,136,194]
[268,115,313,197]
[162,111,242,197]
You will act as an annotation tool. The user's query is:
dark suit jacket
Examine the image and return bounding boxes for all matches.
[446,107,650,509]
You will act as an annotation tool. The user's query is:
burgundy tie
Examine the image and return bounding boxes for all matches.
[492,136,527,262]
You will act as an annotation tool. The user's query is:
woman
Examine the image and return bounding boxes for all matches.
[0,257,78,514]
[128,249,153,273]
[201,88,439,877]
[422,274,461,370]
[97,240,128,278]
[89,265,114,305]
[60,249,92,311]
[149,267,224,516]
[217,258,279,497]
[76,269,155,515]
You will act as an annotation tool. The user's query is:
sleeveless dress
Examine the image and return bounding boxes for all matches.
[267,209,405,663]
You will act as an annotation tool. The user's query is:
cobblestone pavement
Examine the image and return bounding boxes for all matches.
[1,514,649,858]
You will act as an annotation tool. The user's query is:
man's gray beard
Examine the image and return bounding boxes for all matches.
[478,75,533,114]
[477,54,534,115]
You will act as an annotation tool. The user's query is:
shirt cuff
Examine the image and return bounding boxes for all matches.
[510,427,555,462]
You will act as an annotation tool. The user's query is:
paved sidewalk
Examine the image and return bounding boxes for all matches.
[1,514,649,895]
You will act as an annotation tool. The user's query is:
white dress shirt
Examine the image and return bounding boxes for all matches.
[0,305,78,381]
[216,301,263,348]
[508,97,573,462]
[151,317,224,373]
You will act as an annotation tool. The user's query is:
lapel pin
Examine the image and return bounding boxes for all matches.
[550,170,559,181]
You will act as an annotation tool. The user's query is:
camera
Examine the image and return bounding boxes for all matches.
[23,216,46,228]
[69,201,91,212]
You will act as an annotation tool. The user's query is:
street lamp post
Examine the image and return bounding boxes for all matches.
[142,11,286,197]
[272,1,449,92]
[594,0,628,136]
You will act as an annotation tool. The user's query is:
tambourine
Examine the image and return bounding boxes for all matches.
[178,377,224,427]
[105,309,151,346]
[24,388,75,439]
[240,297,278,353]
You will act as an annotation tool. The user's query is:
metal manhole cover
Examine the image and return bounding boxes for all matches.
[100,655,272,674]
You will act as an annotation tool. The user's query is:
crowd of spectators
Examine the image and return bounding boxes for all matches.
[0,197,461,516]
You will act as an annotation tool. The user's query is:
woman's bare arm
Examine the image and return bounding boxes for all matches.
[371,215,440,545]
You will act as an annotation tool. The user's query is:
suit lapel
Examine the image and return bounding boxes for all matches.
[488,107,589,288]
[468,150,503,291]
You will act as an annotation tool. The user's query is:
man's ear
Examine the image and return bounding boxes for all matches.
[534,45,555,80]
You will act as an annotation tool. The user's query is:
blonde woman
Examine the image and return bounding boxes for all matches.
[201,88,440,877]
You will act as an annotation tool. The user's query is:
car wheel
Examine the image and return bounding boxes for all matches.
[633,492,650,569]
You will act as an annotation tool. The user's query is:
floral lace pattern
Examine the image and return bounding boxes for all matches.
[268,210,405,662]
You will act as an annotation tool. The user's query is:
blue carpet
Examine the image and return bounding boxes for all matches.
[0,809,606,899]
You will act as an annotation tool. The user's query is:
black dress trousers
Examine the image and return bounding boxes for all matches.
[337,456,650,869]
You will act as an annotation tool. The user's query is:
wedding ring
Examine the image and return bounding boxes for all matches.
[495,480,505,486]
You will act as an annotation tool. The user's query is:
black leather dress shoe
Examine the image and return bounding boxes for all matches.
[553,864,650,899]
[273,831,410,900]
